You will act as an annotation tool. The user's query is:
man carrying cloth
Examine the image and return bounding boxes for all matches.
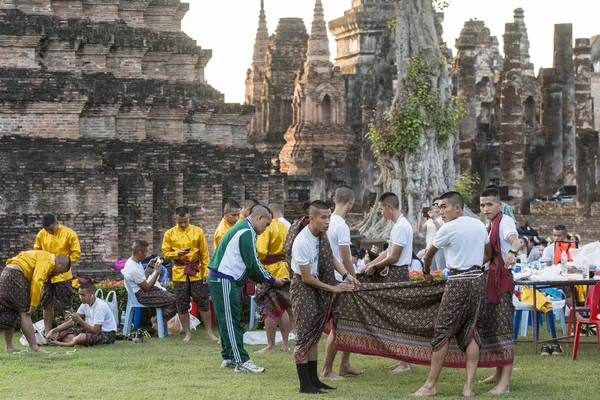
[413,192,491,398]
[214,200,241,249]
[46,281,117,347]
[288,200,356,394]
[208,205,286,373]
[321,186,363,381]
[162,206,217,342]
[479,188,518,394]
[34,214,81,336]
[0,250,71,352]
[254,203,293,354]
[362,191,413,373]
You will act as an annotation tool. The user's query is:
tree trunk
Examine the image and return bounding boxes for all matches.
[358,0,457,239]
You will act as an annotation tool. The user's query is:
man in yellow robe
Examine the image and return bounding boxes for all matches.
[33,214,81,335]
[254,204,293,353]
[213,200,240,249]
[162,206,217,342]
[238,199,259,222]
[0,250,71,352]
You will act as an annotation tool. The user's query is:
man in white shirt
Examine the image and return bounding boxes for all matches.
[478,188,520,394]
[418,198,446,270]
[541,225,568,262]
[290,200,356,394]
[321,186,364,381]
[413,192,491,398]
[363,192,414,283]
[121,240,177,331]
[46,282,117,346]
[269,202,291,228]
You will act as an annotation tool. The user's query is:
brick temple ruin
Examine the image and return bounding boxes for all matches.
[1,0,600,275]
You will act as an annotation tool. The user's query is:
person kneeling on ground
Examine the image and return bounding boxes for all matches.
[46,281,117,347]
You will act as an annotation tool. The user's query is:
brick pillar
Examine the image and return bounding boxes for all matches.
[553,24,576,185]
[574,38,594,132]
[576,131,599,216]
[541,68,564,195]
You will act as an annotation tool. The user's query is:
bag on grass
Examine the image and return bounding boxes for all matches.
[19,320,46,346]
[189,314,201,330]
[168,314,183,335]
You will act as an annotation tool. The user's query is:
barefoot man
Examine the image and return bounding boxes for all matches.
[289,200,356,394]
[162,206,217,342]
[254,203,293,353]
[413,191,490,398]
[321,186,363,380]
[479,188,518,394]
[0,250,71,352]
[362,192,413,373]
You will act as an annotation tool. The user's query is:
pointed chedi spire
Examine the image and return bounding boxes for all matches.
[252,0,269,64]
[305,0,331,71]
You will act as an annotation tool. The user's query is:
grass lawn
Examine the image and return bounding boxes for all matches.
[1,327,599,400]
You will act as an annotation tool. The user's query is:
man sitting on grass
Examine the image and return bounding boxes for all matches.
[46,281,117,347]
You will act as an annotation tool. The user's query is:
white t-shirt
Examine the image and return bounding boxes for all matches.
[291,226,320,277]
[121,258,163,293]
[424,217,443,247]
[541,244,554,262]
[487,214,519,262]
[433,216,490,270]
[388,216,413,267]
[278,217,291,228]
[77,298,117,332]
[327,215,352,282]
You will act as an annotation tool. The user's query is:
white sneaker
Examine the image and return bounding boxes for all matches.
[220,359,235,368]
[234,360,265,373]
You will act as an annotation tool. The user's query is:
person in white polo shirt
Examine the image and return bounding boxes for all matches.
[413,191,491,398]
[46,281,117,346]
[321,186,364,381]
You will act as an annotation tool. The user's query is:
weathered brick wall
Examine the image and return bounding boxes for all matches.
[0,136,284,277]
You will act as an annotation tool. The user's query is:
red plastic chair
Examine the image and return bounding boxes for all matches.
[572,281,600,360]
[567,283,597,339]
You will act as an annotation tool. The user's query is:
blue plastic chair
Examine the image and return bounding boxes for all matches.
[513,293,558,340]
[122,279,166,338]
[133,264,169,330]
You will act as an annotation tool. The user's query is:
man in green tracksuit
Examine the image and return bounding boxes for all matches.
[208,205,285,373]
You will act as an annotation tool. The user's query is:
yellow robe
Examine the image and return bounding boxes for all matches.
[256,219,290,279]
[6,250,56,308]
[162,224,210,282]
[33,224,80,284]
[214,218,235,250]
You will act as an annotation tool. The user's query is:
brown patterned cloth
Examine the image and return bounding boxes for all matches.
[0,268,30,329]
[57,327,117,346]
[358,265,409,284]
[41,279,73,309]
[254,282,291,322]
[334,270,512,368]
[478,290,515,365]
[135,286,177,321]
[286,217,337,364]
[173,277,210,313]
[432,267,486,352]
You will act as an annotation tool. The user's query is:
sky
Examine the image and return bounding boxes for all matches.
[181,0,600,104]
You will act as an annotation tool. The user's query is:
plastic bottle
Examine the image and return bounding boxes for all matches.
[560,251,568,276]
[582,259,590,280]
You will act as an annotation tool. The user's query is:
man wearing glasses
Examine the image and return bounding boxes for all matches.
[418,197,446,270]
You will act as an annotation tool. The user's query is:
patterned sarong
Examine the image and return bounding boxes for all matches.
[135,287,177,321]
[478,291,515,365]
[57,327,117,346]
[0,268,30,329]
[285,217,337,364]
[41,279,73,309]
[173,277,210,313]
[254,282,291,322]
[334,274,512,368]
[358,265,409,284]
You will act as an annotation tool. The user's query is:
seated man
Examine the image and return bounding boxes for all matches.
[46,281,117,347]
[121,240,177,331]
[0,250,71,352]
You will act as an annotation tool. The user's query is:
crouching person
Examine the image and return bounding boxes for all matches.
[46,282,117,346]
[121,240,177,331]
[0,251,71,352]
